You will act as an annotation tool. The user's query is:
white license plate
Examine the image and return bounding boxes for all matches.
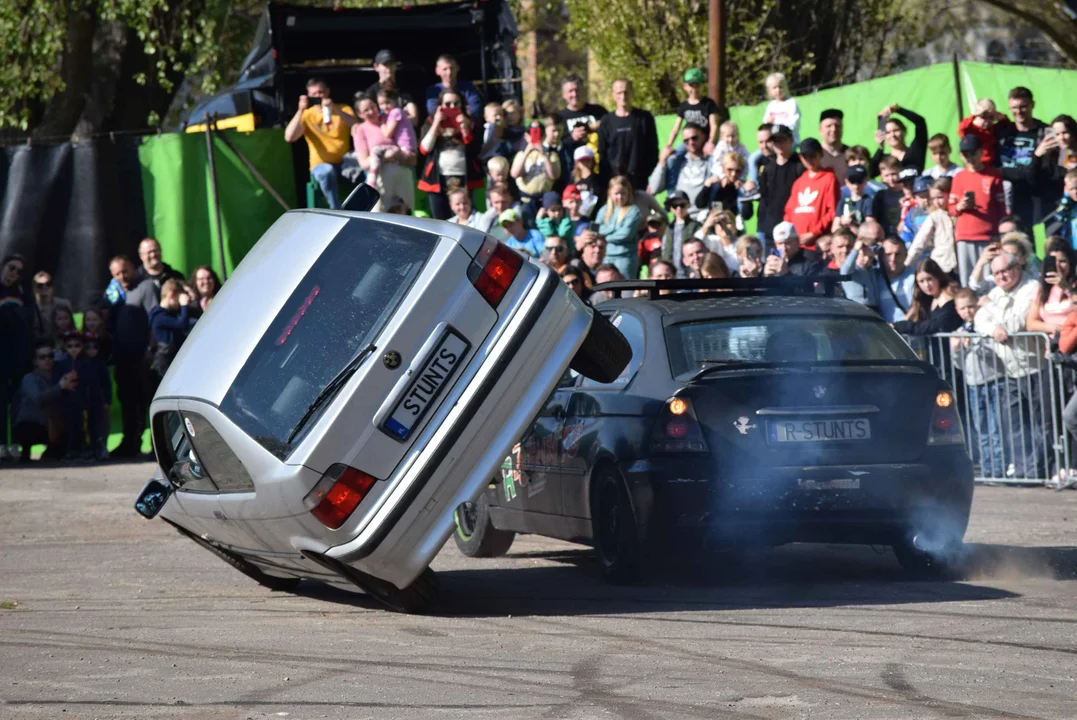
[797,478,860,491]
[769,418,871,443]
[382,330,470,442]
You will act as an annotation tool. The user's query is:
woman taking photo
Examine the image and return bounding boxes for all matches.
[595,176,642,280]
[870,103,929,176]
[1027,237,1077,336]
[892,258,961,335]
[1042,114,1077,176]
[418,89,483,220]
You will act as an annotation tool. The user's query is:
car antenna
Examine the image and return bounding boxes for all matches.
[342,183,381,212]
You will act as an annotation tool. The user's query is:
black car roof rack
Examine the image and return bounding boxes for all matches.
[593,275,850,300]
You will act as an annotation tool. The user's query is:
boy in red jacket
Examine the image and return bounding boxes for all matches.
[784,137,839,249]
[950,134,1005,286]
[957,98,1004,168]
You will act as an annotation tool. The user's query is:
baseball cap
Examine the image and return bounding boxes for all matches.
[773,221,798,242]
[562,184,581,201]
[573,145,595,162]
[820,108,844,122]
[646,208,668,225]
[959,134,981,153]
[913,176,933,194]
[898,168,919,184]
[664,189,691,209]
[846,164,867,184]
[798,137,823,155]
[542,191,562,210]
[769,124,793,140]
[374,49,396,66]
[683,67,706,85]
[498,208,521,225]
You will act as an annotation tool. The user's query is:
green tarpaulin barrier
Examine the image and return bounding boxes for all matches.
[139,129,297,280]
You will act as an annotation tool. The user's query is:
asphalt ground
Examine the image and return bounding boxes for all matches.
[1,462,1076,720]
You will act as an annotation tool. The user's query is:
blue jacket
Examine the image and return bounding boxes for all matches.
[149,305,190,348]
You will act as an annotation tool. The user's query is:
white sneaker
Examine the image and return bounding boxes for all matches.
[1006,463,1016,478]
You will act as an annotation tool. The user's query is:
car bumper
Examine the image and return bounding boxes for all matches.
[623,447,975,548]
[324,266,592,587]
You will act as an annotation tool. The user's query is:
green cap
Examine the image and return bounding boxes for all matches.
[498,208,521,225]
[683,67,706,85]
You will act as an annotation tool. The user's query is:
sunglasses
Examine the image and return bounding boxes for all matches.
[683,136,702,143]
[546,246,566,253]
[670,203,689,210]
[35,282,52,288]
[442,101,460,108]
[565,277,582,285]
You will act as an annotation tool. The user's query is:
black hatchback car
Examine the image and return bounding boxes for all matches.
[452,277,974,582]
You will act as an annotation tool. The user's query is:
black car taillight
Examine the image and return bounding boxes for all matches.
[467,236,523,308]
[650,396,709,453]
[304,464,378,529]
[928,391,964,446]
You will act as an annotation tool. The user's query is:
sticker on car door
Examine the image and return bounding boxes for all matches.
[382,328,470,442]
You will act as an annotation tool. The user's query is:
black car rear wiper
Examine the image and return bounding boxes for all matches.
[287,342,377,444]
[688,360,772,384]
[688,358,933,384]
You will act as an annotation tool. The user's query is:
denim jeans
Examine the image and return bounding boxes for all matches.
[311,163,342,209]
[968,380,1004,478]
[999,372,1051,478]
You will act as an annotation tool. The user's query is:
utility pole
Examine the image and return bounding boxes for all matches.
[708,0,727,114]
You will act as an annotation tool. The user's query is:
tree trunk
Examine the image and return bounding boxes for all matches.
[31,5,98,141]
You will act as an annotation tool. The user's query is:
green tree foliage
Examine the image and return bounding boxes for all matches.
[561,0,933,112]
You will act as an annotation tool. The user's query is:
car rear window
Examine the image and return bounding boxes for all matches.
[666,315,917,377]
[220,219,436,458]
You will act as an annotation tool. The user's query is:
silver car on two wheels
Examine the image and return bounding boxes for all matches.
[136,209,628,612]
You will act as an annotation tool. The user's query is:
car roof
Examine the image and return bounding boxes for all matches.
[601,293,882,326]
[155,210,484,406]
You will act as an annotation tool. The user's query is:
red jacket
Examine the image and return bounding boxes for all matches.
[958,115,1001,168]
[784,168,839,246]
[949,167,1005,242]
[1060,312,1077,355]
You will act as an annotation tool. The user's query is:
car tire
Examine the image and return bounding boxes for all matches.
[453,498,515,557]
[570,310,632,384]
[891,538,963,580]
[173,524,301,592]
[346,566,441,614]
[590,466,642,584]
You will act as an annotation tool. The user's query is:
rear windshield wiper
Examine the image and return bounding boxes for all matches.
[687,357,931,384]
[688,359,768,383]
[287,342,377,444]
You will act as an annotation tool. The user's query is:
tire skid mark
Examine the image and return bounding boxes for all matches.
[583,613,1077,659]
[545,618,1040,720]
[0,630,761,719]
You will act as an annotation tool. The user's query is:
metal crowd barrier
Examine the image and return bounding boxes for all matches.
[902,332,1070,486]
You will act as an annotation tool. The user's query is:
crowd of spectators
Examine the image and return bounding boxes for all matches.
[0,240,219,463]
[7,55,1077,484]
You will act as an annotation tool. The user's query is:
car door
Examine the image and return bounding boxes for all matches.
[503,370,578,516]
[561,310,646,518]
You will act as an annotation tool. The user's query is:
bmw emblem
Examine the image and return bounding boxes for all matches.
[813,385,827,399]
[383,350,402,369]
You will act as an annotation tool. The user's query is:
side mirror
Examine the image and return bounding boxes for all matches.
[134,478,174,519]
[342,183,381,212]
